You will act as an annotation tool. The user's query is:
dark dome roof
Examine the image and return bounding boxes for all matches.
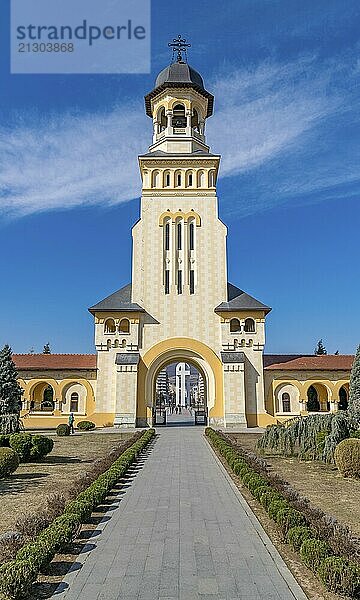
[155,61,204,90]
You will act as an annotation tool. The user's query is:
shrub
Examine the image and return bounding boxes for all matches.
[252,485,270,502]
[286,526,314,552]
[334,438,360,477]
[0,532,24,563]
[0,559,38,599]
[318,556,360,596]
[350,429,360,439]
[316,430,329,453]
[300,539,332,572]
[15,512,50,539]
[77,420,96,431]
[56,423,70,436]
[275,507,307,535]
[0,434,10,447]
[268,498,289,521]
[260,489,284,510]
[0,448,19,478]
[9,433,32,462]
[29,435,54,460]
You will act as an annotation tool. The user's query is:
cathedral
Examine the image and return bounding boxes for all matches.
[15,45,352,429]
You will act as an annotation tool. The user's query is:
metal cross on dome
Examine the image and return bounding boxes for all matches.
[168,35,191,63]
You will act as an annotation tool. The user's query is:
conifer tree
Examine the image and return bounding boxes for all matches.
[349,344,360,415]
[314,339,327,355]
[0,344,23,433]
[43,343,51,354]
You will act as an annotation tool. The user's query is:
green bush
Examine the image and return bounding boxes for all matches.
[77,420,96,431]
[350,429,360,439]
[0,434,10,447]
[334,438,360,477]
[300,539,332,572]
[233,459,246,475]
[56,423,70,436]
[0,448,20,478]
[318,556,360,596]
[0,559,38,599]
[268,498,289,521]
[29,435,54,460]
[316,430,329,453]
[275,507,307,535]
[252,484,270,502]
[259,489,284,510]
[286,526,314,551]
[9,433,32,462]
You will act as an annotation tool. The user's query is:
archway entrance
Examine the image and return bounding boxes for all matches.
[30,382,55,412]
[307,383,330,412]
[154,361,207,426]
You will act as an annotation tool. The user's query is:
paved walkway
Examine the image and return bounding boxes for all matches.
[57,427,307,600]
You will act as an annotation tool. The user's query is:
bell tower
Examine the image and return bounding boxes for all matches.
[90,37,271,429]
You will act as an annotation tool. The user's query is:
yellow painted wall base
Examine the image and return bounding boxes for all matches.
[246,413,277,427]
[22,412,115,430]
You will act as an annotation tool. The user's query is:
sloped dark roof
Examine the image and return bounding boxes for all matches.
[145,61,214,118]
[88,284,145,314]
[115,353,140,365]
[155,62,204,89]
[215,283,271,314]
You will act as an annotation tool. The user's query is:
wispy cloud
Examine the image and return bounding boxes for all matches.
[0,52,358,218]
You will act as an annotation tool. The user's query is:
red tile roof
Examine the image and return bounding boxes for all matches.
[264,354,353,371]
[13,354,97,371]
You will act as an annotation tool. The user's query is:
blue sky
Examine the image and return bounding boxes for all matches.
[0,0,359,355]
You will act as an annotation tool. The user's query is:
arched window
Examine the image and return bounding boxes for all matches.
[307,385,320,412]
[230,318,241,333]
[197,170,205,187]
[209,170,216,187]
[42,385,54,410]
[164,221,170,251]
[70,392,79,412]
[175,171,182,187]
[119,318,130,334]
[158,107,166,132]
[186,171,193,187]
[107,339,112,350]
[114,339,119,348]
[152,170,160,188]
[104,318,116,334]
[189,222,195,251]
[191,109,200,132]
[338,386,348,410]
[177,221,182,250]
[282,392,291,412]
[121,339,127,348]
[172,104,186,128]
[164,171,171,187]
[244,318,255,333]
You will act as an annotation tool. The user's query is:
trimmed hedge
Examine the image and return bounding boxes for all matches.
[319,556,360,596]
[77,420,96,431]
[0,448,20,478]
[286,526,314,551]
[205,427,360,598]
[0,429,155,599]
[8,433,53,462]
[56,424,70,436]
[334,438,360,478]
[0,434,10,447]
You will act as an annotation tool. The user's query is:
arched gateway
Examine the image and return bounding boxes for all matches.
[88,48,271,429]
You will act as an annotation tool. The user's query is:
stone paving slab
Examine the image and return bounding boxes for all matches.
[55,427,308,600]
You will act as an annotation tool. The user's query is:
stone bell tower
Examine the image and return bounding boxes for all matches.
[90,37,271,428]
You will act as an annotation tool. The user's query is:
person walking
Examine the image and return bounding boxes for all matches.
[68,412,75,434]
[178,404,182,414]
[175,405,178,414]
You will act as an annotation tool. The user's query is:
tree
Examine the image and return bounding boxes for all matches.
[349,344,360,415]
[314,339,327,355]
[0,345,23,434]
[334,350,339,355]
[43,343,51,354]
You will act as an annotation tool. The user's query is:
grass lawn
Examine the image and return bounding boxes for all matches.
[0,431,133,535]
[228,433,360,537]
